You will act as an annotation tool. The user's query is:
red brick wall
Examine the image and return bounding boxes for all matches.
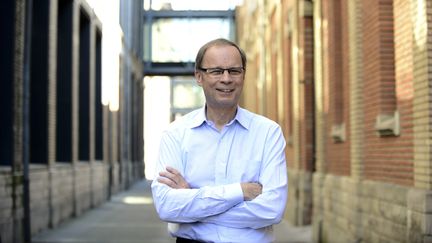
[299,16,315,171]
[267,9,279,122]
[322,0,351,176]
[281,4,294,168]
[362,0,413,186]
[236,0,415,186]
[392,0,414,186]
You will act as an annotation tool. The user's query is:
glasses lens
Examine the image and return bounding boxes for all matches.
[203,67,243,77]
[208,69,224,76]
[228,68,243,76]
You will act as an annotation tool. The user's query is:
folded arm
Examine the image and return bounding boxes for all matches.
[200,169,287,229]
[153,165,263,222]
[151,131,251,223]
[152,125,288,228]
[200,126,288,229]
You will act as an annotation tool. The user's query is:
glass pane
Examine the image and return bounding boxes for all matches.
[172,77,204,109]
[144,0,242,11]
[143,20,151,62]
[152,18,233,62]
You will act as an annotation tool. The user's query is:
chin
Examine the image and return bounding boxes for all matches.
[217,101,238,109]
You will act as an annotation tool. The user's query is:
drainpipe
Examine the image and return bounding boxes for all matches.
[23,0,33,241]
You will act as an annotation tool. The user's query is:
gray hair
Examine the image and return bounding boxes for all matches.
[195,38,247,70]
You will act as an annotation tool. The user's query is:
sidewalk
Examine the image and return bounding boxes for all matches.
[33,180,312,243]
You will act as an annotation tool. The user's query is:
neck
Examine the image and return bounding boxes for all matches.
[206,105,237,130]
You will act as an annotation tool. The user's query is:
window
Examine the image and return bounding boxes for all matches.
[30,0,50,164]
[0,0,15,166]
[78,9,91,161]
[56,0,74,162]
[150,18,232,62]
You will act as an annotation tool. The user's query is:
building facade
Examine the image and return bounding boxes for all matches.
[0,0,144,242]
[236,0,431,242]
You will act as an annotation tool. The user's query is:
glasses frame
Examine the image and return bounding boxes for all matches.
[198,67,245,78]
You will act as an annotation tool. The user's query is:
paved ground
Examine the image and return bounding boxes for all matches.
[33,180,312,243]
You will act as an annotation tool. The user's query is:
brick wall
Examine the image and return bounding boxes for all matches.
[2,0,145,242]
[413,0,432,191]
[393,0,414,185]
[236,0,315,225]
[362,0,414,186]
[236,0,431,241]
[299,15,315,172]
[322,0,351,176]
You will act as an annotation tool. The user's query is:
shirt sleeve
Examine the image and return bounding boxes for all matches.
[151,129,245,223]
[200,125,288,229]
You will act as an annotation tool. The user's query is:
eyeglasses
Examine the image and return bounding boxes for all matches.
[198,67,245,78]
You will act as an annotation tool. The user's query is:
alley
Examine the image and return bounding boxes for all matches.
[5,0,432,242]
[32,180,312,243]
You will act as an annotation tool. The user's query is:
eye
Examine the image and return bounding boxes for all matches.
[228,68,243,75]
[208,69,224,75]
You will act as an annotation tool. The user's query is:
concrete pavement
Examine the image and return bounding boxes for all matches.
[33,180,312,243]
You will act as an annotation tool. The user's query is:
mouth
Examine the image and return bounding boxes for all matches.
[216,88,234,93]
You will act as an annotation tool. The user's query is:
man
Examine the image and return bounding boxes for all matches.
[151,38,288,243]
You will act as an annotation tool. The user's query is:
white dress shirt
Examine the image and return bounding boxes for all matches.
[151,106,288,243]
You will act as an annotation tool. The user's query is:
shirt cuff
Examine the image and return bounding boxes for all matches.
[224,183,244,204]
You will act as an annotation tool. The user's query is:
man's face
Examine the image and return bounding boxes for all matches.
[195,45,245,110]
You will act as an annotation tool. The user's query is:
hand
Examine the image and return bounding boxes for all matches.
[157,166,190,189]
[240,182,262,201]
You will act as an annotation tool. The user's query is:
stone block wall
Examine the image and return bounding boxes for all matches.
[29,167,50,235]
[50,164,74,226]
[0,172,23,243]
[361,181,408,242]
[286,170,313,225]
[91,162,109,206]
[75,163,92,216]
[110,163,121,196]
[313,173,432,242]
[26,162,109,236]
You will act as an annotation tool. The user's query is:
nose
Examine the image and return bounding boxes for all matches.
[220,70,231,80]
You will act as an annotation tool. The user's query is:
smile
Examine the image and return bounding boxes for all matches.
[216,88,234,93]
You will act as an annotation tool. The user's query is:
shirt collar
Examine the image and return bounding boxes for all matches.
[188,106,251,130]
[234,107,251,130]
[188,106,207,128]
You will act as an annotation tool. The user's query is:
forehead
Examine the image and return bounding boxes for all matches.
[202,45,242,66]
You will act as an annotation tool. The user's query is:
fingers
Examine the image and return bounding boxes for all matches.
[157,176,177,188]
[240,182,263,201]
[158,166,190,189]
[158,170,180,189]
[250,182,262,198]
[159,170,176,182]
[166,166,181,176]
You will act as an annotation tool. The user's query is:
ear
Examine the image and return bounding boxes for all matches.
[195,71,203,87]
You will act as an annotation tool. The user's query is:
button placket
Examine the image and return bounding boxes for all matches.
[214,126,235,184]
